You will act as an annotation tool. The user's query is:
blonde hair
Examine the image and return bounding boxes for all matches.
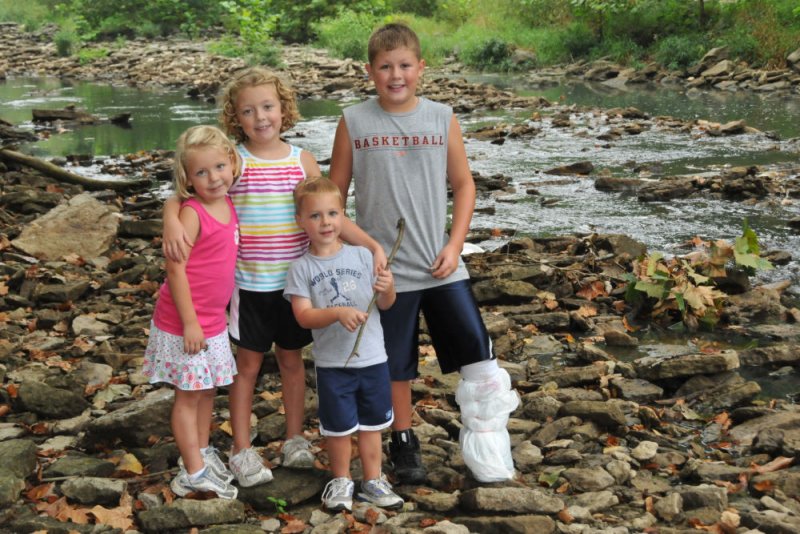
[293,177,343,213]
[219,67,300,143]
[173,125,242,201]
[368,23,421,65]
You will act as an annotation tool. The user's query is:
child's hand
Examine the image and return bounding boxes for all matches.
[374,267,394,294]
[338,307,368,332]
[183,323,207,354]
[431,243,461,279]
[163,217,193,262]
[370,245,388,275]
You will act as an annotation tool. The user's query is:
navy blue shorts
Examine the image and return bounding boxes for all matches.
[315,362,394,436]
[228,287,312,353]
[379,279,493,380]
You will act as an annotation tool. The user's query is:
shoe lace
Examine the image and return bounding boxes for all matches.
[322,477,352,500]
[365,476,394,496]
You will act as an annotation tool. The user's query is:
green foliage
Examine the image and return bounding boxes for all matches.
[389,0,438,17]
[460,37,514,70]
[267,496,287,514]
[54,23,78,57]
[625,220,773,331]
[561,21,597,59]
[654,34,706,70]
[0,0,54,30]
[77,46,109,65]
[714,27,760,65]
[313,9,381,61]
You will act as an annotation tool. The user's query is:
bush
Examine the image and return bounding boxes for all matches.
[654,34,706,70]
[314,10,380,61]
[715,27,760,65]
[77,46,109,65]
[460,37,513,70]
[53,23,79,57]
[561,21,597,59]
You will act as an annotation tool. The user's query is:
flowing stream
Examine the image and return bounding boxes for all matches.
[2,75,800,398]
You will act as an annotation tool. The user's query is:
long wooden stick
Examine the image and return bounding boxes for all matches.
[0,148,150,191]
[345,218,405,367]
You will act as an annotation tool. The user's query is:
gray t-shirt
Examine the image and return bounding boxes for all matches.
[284,244,387,368]
[342,97,469,292]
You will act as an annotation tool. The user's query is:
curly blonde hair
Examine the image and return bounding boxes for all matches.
[173,125,242,201]
[218,67,300,143]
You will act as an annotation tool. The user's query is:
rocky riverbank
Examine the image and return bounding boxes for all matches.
[2,21,800,534]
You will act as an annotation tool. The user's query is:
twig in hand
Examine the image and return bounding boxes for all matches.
[345,218,405,367]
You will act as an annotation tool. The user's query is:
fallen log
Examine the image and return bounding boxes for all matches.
[32,105,99,124]
[0,148,151,191]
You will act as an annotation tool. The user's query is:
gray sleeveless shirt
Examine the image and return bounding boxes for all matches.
[342,97,469,292]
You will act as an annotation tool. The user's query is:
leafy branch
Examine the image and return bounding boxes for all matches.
[625,219,773,331]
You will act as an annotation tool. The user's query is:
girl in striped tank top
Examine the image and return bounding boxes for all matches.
[162,67,385,487]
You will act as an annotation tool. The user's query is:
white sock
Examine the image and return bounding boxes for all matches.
[199,447,208,456]
[189,466,207,481]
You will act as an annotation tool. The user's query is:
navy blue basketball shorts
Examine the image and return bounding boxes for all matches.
[315,362,394,436]
[228,287,312,353]
[379,279,494,380]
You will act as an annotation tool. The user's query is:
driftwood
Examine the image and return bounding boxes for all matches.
[0,148,150,191]
[32,105,99,124]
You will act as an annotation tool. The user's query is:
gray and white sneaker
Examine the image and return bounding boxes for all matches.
[229,447,274,487]
[357,475,403,509]
[170,467,238,499]
[178,447,234,483]
[321,477,354,511]
[282,435,315,469]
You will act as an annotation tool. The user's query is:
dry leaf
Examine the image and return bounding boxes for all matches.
[557,508,573,524]
[117,453,143,475]
[219,420,234,436]
[280,518,307,533]
[26,482,55,501]
[364,507,381,526]
[90,503,134,531]
[752,479,774,492]
[576,280,607,301]
[419,518,438,528]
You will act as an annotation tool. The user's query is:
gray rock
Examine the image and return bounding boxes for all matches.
[678,483,727,511]
[558,400,627,428]
[238,468,327,510]
[11,192,120,261]
[0,439,38,478]
[137,497,245,532]
[634,349,739,380]
[454,515,556,534]
[610,377,663,402]
[459,486,564,514]
[0,474,26,508]
[654,492,683,522]
[86,387,172,446]
[43,453,116,478]
[17,381,90,419]
[61,476,127,505]
[562,467,616,492]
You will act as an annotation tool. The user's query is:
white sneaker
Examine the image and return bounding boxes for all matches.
[357,475,403,510]
[178,447,234,483]
[321,477,354,511]
[229,447,274,487]
[282,435,315,469]
[170,467,238,500]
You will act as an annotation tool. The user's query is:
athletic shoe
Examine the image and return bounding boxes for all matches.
[389,429,426,485]
[321,476,354,511]
[229,447,274,487]
[357,475,404,510]
[178,447,234,483]
[170,467,238,499]
[282,435,315,469]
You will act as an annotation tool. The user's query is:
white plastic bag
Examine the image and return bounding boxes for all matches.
[456,367,519,482]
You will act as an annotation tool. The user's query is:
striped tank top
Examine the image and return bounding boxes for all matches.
[229,144,309,291]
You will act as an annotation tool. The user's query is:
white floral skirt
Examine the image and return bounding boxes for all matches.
[142,322,237,391]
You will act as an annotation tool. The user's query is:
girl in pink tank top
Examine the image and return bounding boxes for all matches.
[142,126,242,500]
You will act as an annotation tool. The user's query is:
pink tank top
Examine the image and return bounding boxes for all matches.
[153,196,239,337]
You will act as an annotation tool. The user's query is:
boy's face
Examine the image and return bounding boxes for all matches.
[234,83,283,146]
[366,46,425,113]
[296,192,343,252]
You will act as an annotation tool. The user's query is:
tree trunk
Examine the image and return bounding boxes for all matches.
[0,148,150,191]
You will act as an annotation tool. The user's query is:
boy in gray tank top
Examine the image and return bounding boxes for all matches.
[329,23,519,485]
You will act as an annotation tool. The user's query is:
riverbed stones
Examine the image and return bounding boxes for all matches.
[633,349,739,380]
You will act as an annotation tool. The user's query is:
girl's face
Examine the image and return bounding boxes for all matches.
[295,192,342,254]
[366,46,425,113]
[185,146,235,203]
[234,83,284,147]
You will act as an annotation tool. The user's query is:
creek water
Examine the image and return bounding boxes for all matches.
[2,75,799,399]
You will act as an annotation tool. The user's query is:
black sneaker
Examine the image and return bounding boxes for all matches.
[389,429,426,485]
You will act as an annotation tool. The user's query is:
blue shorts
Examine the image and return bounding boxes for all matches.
[228,287,312,353]
[380,279,493,380]
[315,362,394,436]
